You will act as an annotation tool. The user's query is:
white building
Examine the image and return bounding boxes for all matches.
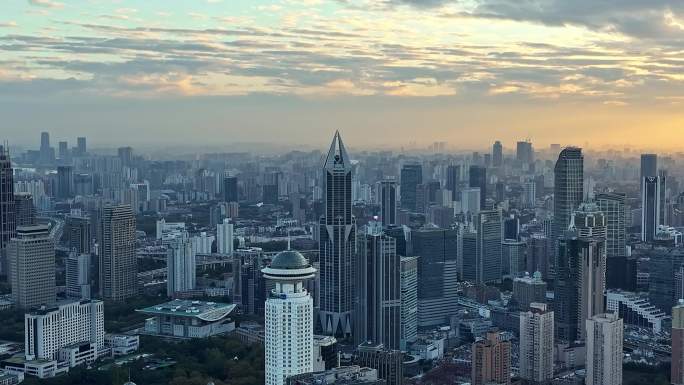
[166,232,196,296]
[606,290,666,333]
[66,252,91,300]
[519,303,554,383]
[25,300,105,365]
[104,334,140,357]
[138,299,236,339]
[191,232,214,255]
[155,218,186,240]
[460,188,481,216]
[262,250,316,385]
[586,313,623,385]
[217,219,234,255]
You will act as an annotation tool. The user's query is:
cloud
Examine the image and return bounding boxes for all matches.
[27,0,63,8]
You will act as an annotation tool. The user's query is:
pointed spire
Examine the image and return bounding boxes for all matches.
[324,130,351,172]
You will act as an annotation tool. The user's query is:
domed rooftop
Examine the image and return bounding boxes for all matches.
[270,250,310,270]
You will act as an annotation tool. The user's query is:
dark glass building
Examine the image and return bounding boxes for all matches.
[553,147,583,240]
[400,164,422,212]
[469,165,487,210]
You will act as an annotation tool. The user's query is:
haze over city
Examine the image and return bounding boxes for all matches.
[2,1,684,149]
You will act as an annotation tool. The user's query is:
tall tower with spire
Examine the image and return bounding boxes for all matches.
[319,131,356,337]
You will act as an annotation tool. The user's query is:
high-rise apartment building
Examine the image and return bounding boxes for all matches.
[223,175,238,203]
[263,250,316,385]
[66,212,91,255]
[319,131,356,337]
[14,192,35,227]
[400,164,422,212]
[519,303,554,384]
[166,232,195,296]
[217,218,234,255]
[553,147,584,240]
[355,223,400,350]
[378,179,397,227]
[99,204,137,301]
[673,300,684,385]
[513,272,547,310]
[585,313,623,385]
[471,330,511,385]
[8,225,56,309]
[596,192,626,258]
[476,210,502,284]
[399,256,418,350]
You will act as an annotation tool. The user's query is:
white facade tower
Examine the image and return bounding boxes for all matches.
[217,219,234,255]
[262,250,316,385]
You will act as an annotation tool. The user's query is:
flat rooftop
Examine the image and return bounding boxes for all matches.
[137,299,236,322]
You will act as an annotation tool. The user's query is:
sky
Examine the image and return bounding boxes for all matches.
[1,0,684,150]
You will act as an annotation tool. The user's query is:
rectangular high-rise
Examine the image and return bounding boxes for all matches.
[223,175,238,203]
[400,256,418,350]
[217,218,234,255]
[57,165,73,199]
[14,193,35,227]
[166,231,195,296]
[66,212,91,255]
[66,252,91,300]
[8,225,56,309]
[0,146,15,255]
[319,132,356,337]
[640,153,657,187]
[672,301,684,385]
[355,224,400,350]
[469,165,487,210]
[378,179,397,227]
[553,147,584,240]
[445,164,460,202]
[585,313,623,385]
[596,192,626,258]
[412,228,459,327]
[476,210,502,284]
[492,141,503,168]
[400,164,422,212]
[99,204,137,301]
[642,176,661,243]
[519,303,554,383]
[471,330,511,385]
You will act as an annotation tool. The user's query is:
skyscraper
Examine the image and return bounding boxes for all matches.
[99,204,137,301]
[355,223,400,350]
[57,165,74,199]
[76,137,87,155]
[519,303,554,384]
[378,179,397,227]
[476,210,503,283]
[66,252,91,300]
[640,153,658,187]
[39,131,54,164]
[516,140,534,166]
[400,164,422,212]
[554,230,606,342]
[445,164,460,202]
[66,212,91,255]
[217,218,234,255]
[596,192,626,258]
[471,330,511,385]
[399,256,418,350]
[469,165,487,210]
[672,300,684,385]
[0,146,15,255]
[553,147,584,240]
[223,175,239,203]
[263,250,316,385]
[319,131,356,337]
[642,176,661,243]
[8,225,56,309]
[412,228,459,327]
[492,141,503,168]
[166,231,196,296]
[585,313,623,385]
[14,193,35,227]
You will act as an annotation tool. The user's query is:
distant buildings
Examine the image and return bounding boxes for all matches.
[469,166,487,210]
[492,141,503,168]
[476,210,502,283]
[99,204,137,301]
[378,179,397,227]
[596,192,626,258]
[216,218,234,255]
[471,330,511,385]
[166,231,196,296]
[512,272,547,310]
[400,164,422,212]
[0,145,15,255]
[8,225,56,309]
[262,250,316,385]
[642,176,661,243]
[519,303,554,384]
[399,256,418,350]
[585,313,623,385]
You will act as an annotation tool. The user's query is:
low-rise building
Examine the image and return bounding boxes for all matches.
[104,334,140,357]
[606,290,667,333]
[287,366,384,385]
[137,299,236,339]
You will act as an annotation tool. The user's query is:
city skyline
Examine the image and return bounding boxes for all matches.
[2,1,684,149]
